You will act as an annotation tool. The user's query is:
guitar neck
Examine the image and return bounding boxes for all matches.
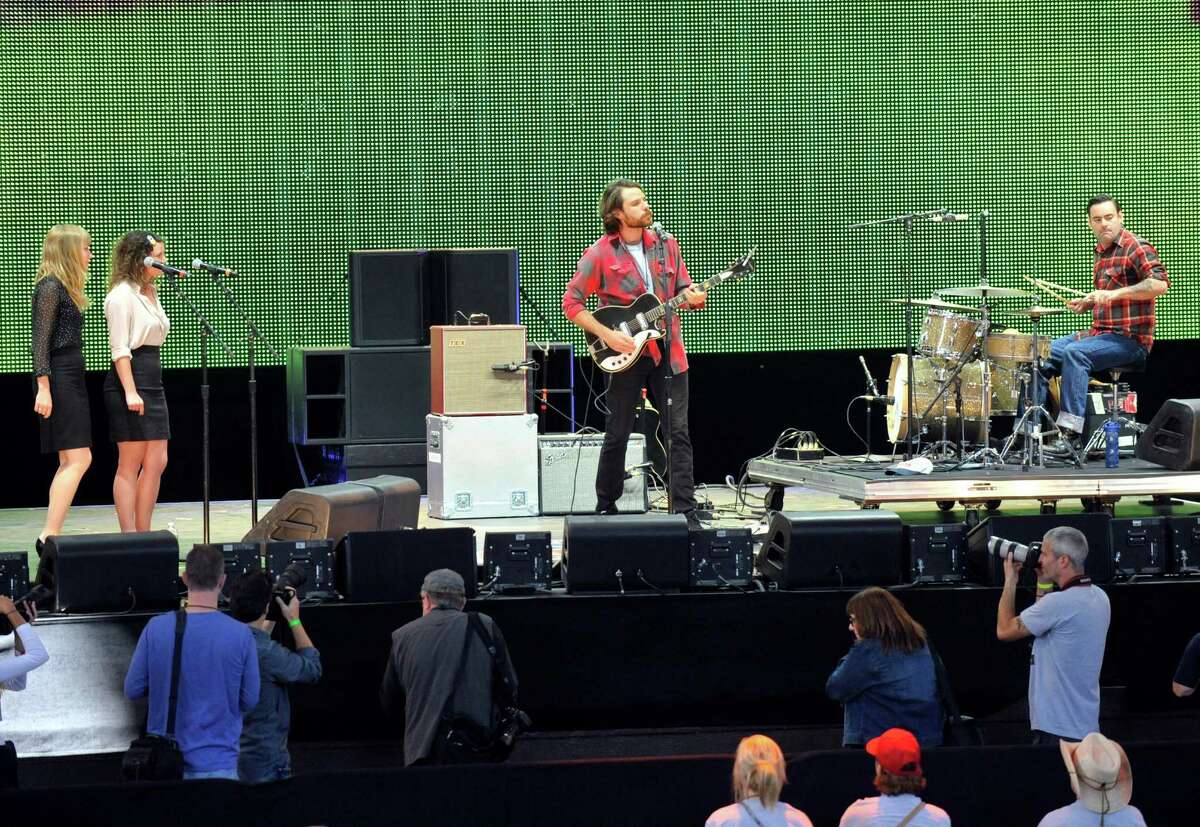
[645,270,731,323]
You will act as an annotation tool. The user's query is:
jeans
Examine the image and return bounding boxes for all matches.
[597,355,695,513]
[184,767,240,781]
[1037,332,1146,433]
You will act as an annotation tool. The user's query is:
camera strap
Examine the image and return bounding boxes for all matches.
[467,612,517,709]
[1057,575,1093,592]
[165,609,187,740]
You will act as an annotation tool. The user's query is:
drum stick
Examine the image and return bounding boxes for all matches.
[1036,277,1088,297]
[1021,275,1072,306]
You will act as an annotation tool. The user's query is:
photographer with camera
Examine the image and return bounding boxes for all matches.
[995,526,1110,744]
[228,571,322,783]
[1,594,48,787]
[379,569,522,766]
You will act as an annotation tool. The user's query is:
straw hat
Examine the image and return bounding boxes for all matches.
[1059,733,1133,814]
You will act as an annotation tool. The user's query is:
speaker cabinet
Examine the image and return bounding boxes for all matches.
[429,249,519,327]
[430,325,527,416]
[538,433,648,515]
[195,542,263,598]
[483,531,552,593]
[350,250,429,346]
[344,443,427,491]
[41,531,180,614]
[243,475,421,543]
[689,528,754,588]
[906,523,967,583]
[265,540,336,600]
[1168,515,1200,573]
[562,514,689,593]
[348,347,431,442]
[1136,398,1200,471]
[335,528,477,602]
[1109,517,1168,576]
[757,511,904,589]
[965,513,1114,585]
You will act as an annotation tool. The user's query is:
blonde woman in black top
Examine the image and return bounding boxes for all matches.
[31,225,94,553]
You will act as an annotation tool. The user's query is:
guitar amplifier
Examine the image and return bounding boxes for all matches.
[538,433,649,515]
[689,528,754,589]
[431,324,527,415]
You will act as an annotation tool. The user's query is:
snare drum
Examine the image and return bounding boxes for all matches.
[985,332,1049,364]
[918,309,985,362]
[886,353,990,443]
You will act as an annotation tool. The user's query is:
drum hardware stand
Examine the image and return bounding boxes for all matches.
[954,211,1004,469]
[161,271,235,543]
[916,338,978,461]
[849,209,952,460]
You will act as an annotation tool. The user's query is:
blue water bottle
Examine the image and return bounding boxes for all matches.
[1104,420,1120,468]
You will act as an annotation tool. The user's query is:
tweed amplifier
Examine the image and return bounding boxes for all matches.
[431,324,527,415]
[538,433,649,515]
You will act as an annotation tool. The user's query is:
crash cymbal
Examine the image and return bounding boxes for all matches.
[1004,305,1070,318]
[940,285,1033,298]
[881,297,980,313]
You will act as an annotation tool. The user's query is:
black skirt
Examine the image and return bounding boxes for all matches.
[104,345,171,442]
[36,348,92,453]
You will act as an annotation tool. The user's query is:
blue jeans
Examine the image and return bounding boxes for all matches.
[1038,332,1146,433]
[183,768,239,781]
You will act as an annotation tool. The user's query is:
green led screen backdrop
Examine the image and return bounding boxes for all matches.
[0,1,1197,371]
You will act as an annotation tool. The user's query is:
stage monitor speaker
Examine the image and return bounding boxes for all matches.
[428,249,519,327]
[562,514,689,593]
[1136,398,1200,471]
[0,552,30,635]
[483,531,552,594]
[344,443,427,491]
[1168,515,1200,573]
[906,523,967,583]
[689,527,754,589]
[348,347,431,442]
[243,475,421,544]
[265,540,336,600]
[430,325,527,416]
[40,531,180,614]
[195,543,263,598]
[1109,517,1168,576]
[335,528,477,602]
[965,513,1114,585]
[349,250,429,346]
[757,511,904,589]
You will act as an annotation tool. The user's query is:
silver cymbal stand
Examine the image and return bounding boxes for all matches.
[957,212,1003,467]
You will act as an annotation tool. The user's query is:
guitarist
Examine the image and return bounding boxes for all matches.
[563,179,706,527]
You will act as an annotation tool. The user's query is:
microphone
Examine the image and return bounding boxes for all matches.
[858,355,881,396]
[143,257,186,278]
[491,361,535,373]
[649,221,672,239]
[930,212,970,223]
[192,259,238,277]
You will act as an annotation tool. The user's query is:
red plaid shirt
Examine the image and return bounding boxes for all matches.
[1089,228,1168,351]
[563,229,694,373]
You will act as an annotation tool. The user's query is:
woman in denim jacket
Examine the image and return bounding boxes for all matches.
[826,587,943,747]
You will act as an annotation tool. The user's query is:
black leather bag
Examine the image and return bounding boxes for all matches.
[122,610,187,781]
[433,612,529,764]
[929,639,985,747]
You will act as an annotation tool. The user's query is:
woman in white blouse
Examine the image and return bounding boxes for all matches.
[103,232,172,532]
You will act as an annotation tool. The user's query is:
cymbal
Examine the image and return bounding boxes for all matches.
[881,297,980,313]
[1003,305,1070,318]
[940,285,1033,298]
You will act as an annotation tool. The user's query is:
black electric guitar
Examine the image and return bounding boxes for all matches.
[585,248,756,373]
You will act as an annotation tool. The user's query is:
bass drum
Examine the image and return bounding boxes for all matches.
[886,353,989,444]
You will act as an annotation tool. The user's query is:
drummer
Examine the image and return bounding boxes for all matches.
[1040,195,1168,456]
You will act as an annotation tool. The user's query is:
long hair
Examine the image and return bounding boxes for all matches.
[36,224,90,310]
[108,230,159,291]
[847,587,927,654]
[598,178,643,234]
[731,734,787,810]
[875,767,927,796]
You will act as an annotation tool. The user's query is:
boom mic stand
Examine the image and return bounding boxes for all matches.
[203,265,282,527]
[161,271,234,543]
[655,226,676,515]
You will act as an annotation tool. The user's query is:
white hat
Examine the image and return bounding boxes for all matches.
[1059,733,1133,814]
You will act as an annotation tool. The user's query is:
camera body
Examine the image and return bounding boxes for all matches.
[266,563,308,623]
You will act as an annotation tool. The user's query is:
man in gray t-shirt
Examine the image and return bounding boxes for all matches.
[995,526,1111,744]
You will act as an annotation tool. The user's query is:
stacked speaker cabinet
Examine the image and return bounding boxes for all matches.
[526,343,575,433]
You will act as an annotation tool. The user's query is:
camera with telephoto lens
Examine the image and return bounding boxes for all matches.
[988,536,1042,569]
[266,563,308,622]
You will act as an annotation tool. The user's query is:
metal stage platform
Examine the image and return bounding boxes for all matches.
[748,455,1200,511]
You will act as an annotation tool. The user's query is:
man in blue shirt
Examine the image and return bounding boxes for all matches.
[995,526,1111,744]
[229,571,322,782]
[124,545,260,780]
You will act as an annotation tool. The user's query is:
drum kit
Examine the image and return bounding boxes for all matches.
[880,286,1083,469]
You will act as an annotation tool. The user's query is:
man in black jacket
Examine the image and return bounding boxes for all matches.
[380,569,519,765]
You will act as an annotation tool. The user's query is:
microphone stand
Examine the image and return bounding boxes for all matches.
[161,272,234,543]
[655,229,675,515]
[204,269,282,527]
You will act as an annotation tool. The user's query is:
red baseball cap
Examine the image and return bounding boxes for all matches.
[866,728,922,776]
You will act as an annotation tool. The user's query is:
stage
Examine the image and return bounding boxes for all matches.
[748,454,1200,511]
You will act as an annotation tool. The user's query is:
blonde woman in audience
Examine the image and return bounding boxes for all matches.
[706,734,814,827]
